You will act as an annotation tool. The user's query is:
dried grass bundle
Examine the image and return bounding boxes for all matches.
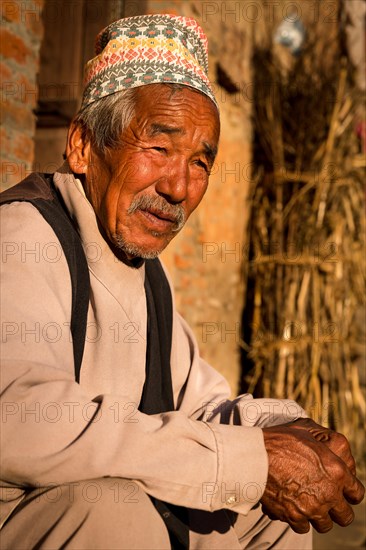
[241,31,365,466]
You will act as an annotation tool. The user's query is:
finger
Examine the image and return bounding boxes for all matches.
[310,515,333,533]
[329,501,354,527]
[330,442,356,475]
[335,438,357,475]
[343,473,365,505]
[343,454,356,476]
[260,504,276,521]
[261,504,310,534]
[287,518,311,534]
[328,434,357,475]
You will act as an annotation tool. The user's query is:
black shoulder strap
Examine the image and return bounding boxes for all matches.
[142,260,189,549]
[140,258,174,413]
[0,173,90,382]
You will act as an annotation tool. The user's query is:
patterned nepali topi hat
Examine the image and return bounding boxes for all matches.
[81,14,218,109]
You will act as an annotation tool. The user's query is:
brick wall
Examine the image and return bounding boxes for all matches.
[0,0,44,190]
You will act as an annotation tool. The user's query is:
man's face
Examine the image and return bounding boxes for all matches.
[82,84,220,259]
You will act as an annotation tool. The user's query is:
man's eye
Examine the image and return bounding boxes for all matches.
[194,159,209,172]
[151,146,166,153]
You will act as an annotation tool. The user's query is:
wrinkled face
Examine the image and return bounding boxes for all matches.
[82,85,220,259]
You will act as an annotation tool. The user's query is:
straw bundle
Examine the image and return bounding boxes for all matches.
[241,32,365,465]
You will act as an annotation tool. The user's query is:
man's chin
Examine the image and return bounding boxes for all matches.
[111,233,168,260]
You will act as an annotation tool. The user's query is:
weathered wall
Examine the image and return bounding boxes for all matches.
[0,0,44,189]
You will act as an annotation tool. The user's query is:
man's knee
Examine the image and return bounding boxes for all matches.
[1,478,171,549]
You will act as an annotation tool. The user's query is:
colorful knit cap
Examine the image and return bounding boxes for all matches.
[81,14,217,109]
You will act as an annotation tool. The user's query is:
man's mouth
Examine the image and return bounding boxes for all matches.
[138,208,179,232]
[128,195,186,233]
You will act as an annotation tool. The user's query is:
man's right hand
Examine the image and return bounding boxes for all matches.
[260,423,365,534]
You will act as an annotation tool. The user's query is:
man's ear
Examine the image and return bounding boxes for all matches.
[65,122,90,174]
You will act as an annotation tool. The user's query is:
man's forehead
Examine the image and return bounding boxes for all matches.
[148,123,184,137]
[141,109,219,151]
[133,85,219,126]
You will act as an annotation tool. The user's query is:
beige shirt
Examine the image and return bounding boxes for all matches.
[0,164,306,528]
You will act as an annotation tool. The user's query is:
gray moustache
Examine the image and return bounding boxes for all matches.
[128,195,186,232]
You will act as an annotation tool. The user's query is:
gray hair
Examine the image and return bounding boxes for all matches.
[73,88,137,153]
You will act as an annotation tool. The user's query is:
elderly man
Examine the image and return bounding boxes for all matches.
[0,14,364,550]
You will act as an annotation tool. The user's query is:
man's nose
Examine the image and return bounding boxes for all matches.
[155,158,189,204]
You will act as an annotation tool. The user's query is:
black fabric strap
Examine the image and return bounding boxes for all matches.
[140,259,174,413]
[141,259,190,549]
[30,190,90,382]
[0,174,90,382]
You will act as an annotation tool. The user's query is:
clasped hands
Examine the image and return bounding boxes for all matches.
[260,418,365,534]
